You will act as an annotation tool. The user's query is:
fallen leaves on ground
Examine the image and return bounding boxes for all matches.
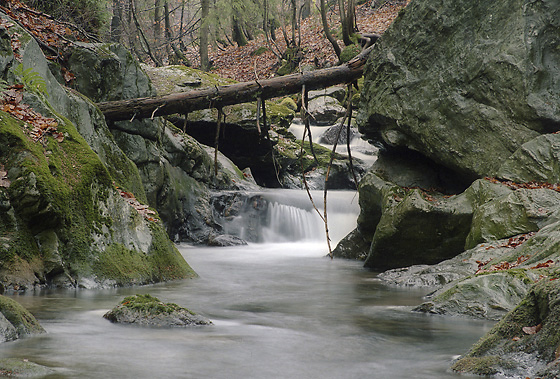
[483,233,535,251]
[476,253,531,274]
[116,187,159,222]
[486,177,560,193]
[1,85,63,143]
[184,0,409,81]
[522,323,542,335]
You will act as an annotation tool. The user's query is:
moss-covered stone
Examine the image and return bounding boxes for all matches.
[340,44,361,63]
[452,279,560,378]
[103,294,211,326]
[365,188,473,269]
[0,295,44,341]
[466,188,560,249]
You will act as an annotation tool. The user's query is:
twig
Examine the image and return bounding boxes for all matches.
[345,83,359,189]
[299,126,326,223]
[214,107,223,177]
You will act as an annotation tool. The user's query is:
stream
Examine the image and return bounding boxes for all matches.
[0,190,494,379]
[0,124,495,378]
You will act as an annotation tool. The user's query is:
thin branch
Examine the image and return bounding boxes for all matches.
[214,107,223,177]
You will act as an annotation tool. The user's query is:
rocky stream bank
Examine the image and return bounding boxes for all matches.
[0,0,559,377]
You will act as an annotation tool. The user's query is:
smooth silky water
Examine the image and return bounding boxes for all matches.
[0,190,494,378]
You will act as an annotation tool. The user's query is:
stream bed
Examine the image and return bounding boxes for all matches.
[1,241,494,379]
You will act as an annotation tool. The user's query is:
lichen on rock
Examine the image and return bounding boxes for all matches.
[103,294,212,327]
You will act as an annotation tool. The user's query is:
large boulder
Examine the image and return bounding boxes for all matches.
[62,43,258,244]
[358,0,560,179]
[364,184,473,269]
[0,296,44,343]
[0,11,195,289]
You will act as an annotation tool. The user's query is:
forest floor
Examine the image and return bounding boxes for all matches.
[184,0,410,82]
[1,0,408,84]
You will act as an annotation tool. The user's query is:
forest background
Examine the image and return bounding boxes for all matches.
[19,0,406,82]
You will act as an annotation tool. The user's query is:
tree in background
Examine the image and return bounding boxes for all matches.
[22,0,110,35]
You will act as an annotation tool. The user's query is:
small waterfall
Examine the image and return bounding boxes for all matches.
[262,202,323,242]
[215,189,359,244]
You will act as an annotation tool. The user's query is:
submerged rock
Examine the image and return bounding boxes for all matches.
[0,358,54,377]
[103,294,212,327]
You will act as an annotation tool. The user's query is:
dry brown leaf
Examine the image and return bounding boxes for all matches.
[522,323,542,335]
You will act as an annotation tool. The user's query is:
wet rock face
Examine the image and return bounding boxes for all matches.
[358,0,560,179]
[103,294,212,327]
[451,279,560,378]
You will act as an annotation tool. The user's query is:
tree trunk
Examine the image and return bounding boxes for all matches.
[301,0,311,19]
[232,12,247,46]
[200,0,210,70]
[111,0,123,43]
[154,0,162,61]
[97,47,374,121]
[320,0,341,58]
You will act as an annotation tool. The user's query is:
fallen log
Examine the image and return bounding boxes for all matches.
[96,46,375,122]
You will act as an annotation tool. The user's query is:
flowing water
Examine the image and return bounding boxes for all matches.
[0,190,494,379]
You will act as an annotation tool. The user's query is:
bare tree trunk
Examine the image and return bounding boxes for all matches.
[131,0,163,66]
[154,0,163,61]
[232,12,247,46]
[164,0,190,65]
[111,0,123,43]
[301,0,311,19]
[320,0,341,58]
[290,0,297,45]
[200,0,210,71]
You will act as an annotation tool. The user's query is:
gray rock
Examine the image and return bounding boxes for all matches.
[308,86,347,103]
[308,96,347,126]
[466,188,560,249]
[104,294,212,327]
[452,279,560,378]
[358,0,559,178]
[497,134,560,184]
[0,296,45,343]
[0,358,55,377]
[207,234,248,246]
[364,186,473,270]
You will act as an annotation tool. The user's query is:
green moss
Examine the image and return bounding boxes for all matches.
[451,355,509,376]
[251,46,268,56]
[119,294,188,315]
[475,268,534,285]
[340,44,362,63]
[0,295,44,336]
[92,243,153,285]
[147,223,197,281]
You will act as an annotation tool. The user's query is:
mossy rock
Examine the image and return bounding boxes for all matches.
[465,188,560,249]
[103,294,212,327]
[0,295,45,342]
[364,186,473,270]
[452,279,560,378]
[414,271,530,320]
[142,64,236,96]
